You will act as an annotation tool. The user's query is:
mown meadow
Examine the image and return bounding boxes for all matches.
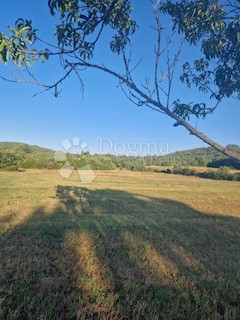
[0,170,239,319]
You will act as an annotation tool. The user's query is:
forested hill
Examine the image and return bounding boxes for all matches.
[0,142,145,171]
[145,144,240,168]
[0,142,239,170]
[0,142,54,154]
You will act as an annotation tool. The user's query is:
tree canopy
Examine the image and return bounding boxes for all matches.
[162,0,240,100]
[1,141,240,173]
[0,0,240,161]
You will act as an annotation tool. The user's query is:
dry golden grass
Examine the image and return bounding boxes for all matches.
[0,169,240,319]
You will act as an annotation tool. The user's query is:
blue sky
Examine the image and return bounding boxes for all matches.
[0,0,239,155]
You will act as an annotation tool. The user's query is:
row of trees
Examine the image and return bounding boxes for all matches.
[1,143,239,171]
[0,144,147,171]
[167,165,240,181]
[145,145,240,168]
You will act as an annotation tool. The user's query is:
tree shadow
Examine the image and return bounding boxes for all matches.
[0,185,239,319]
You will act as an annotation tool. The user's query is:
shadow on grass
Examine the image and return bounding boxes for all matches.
[0,185,239,320]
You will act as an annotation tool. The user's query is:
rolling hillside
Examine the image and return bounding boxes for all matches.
[0,141,239,170]
[145,145,240,169]
[0,142,54,154]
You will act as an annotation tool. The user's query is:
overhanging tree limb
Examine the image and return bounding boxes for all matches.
[0,0,239,161]
[73,59,240,161]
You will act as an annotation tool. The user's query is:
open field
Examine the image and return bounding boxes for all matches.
[0,169,240,319]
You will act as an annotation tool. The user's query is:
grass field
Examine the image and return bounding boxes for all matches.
[0,169,240,319]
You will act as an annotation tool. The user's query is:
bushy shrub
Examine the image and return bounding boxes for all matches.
[234,173,240,181]
[199,170,216,180]
[208,159,240,170]
[172,165,198,176]
[161,168,172,174]
[89,158,116,170]
[20,158,35,168]
[199,167,234,181]
[168,165,239,181]
[132,164,146,172]
[216,167,234,180]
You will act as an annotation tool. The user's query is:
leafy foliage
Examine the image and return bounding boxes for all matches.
[1,142,239,173]
[0,1,240,161]
[161,0,240,99]
[0,142,146,171]
[0,19,37,66]
[49,0,137,55]
[170,165,240,181]
[145,144,240,169]
[172,165,198,176]
[0,0,136,66]
[198,166,237,180]
[172,99,210,120]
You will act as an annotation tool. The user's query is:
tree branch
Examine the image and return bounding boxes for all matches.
[73,59,240,161]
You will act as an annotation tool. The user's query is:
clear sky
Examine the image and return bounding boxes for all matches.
[0,0,239,155]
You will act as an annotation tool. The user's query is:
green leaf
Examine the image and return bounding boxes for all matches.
[17,26,31,36]
[26,58,31,67]
[0,40,5,52]
[19,53,25,66]
[6,49,10,59]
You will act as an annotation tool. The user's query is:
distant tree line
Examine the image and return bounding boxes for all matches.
[0,142,239,172]
[159,165,240,182]
[0,143,146,171]
[145,145,240,169]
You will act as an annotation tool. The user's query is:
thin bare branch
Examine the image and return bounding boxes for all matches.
[153,9,162,104]
[32,66,74,97]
